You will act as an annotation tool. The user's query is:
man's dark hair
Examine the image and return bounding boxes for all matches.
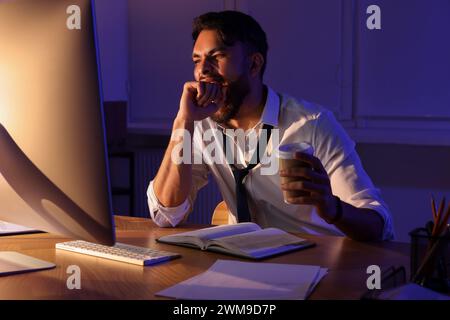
[192,11,268,79]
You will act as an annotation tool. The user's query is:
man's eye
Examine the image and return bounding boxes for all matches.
[193,60,200,65]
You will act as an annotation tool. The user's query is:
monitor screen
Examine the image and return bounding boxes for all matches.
[0,0,115,245]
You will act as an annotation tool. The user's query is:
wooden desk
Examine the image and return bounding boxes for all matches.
[0,216,410,300]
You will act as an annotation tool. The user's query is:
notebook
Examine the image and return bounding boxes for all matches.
[156,222,315,259]
[156,259,328,300]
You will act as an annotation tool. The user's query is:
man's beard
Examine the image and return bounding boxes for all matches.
[210,73,251,124]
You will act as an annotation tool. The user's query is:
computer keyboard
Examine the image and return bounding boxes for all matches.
[55,240,181,266]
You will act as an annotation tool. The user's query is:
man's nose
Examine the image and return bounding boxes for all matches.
[198,58,213,76]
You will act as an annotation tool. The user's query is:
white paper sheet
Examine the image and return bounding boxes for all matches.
[156,260,328,300]
[0,251,55,276]
[0,220,38,235]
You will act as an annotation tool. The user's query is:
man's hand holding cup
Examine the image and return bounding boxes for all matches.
[279,143,341,224]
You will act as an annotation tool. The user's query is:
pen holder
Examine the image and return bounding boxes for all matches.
[409,227,450,293]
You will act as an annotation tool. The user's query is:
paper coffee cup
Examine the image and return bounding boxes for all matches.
[278,143,314,204]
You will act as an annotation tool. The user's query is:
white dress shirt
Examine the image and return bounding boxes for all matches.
[147,87,395,240]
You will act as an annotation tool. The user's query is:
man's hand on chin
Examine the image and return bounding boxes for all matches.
[177,81,228,122]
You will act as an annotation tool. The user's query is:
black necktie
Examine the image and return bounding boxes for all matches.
[222,124,273,222]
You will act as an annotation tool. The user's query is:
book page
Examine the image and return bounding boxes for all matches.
[207,228,308,258]
[157,223,261,249]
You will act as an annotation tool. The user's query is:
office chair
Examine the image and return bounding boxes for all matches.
[211,201,229,225]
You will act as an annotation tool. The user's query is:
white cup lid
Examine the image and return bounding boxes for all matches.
[277,143,314,159]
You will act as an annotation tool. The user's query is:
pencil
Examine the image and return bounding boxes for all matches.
[432,197,445,236]
[436,203,450,236]
[431,195,437,221]
[412,234,445,283]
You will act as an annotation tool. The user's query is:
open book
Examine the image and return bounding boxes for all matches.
[156,222,315,259]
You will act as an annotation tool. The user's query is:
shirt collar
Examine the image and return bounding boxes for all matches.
[260,86,280,128]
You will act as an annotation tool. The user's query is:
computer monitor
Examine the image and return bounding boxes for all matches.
[0,0,115,246]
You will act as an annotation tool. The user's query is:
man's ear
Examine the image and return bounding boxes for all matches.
[249,52,264,78]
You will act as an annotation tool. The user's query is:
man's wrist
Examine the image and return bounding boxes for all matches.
[173,116,195,135]
[174,115,194,128]
[325,196,344,224]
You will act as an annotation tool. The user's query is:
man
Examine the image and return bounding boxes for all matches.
[148,11,394,241]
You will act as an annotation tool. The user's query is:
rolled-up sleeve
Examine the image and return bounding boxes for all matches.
[330,152,395,241]
[147,123,210,227]
[147,180,191,227]
[147,159,210,227]
[314,111,395,240]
